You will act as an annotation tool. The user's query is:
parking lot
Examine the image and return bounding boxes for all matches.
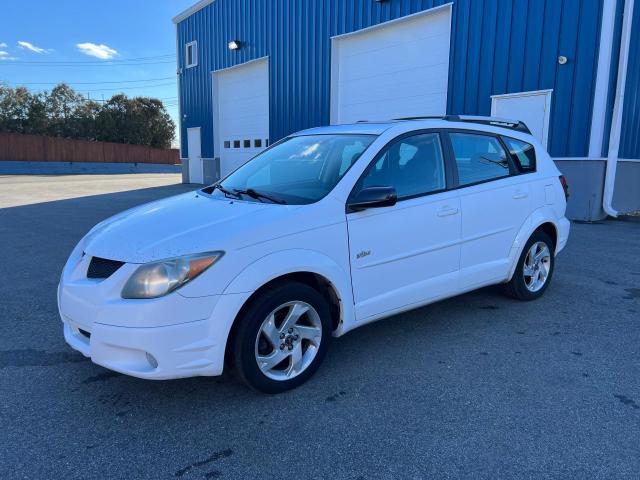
[1,174,639,479]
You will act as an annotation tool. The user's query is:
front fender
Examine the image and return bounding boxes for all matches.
[223,249,355,333]
[506,206,560,281]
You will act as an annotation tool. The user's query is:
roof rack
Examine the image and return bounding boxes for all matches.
[393,115,531,134]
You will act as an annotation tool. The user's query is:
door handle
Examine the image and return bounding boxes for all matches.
[513,190,528,199]
[437,206,459,217]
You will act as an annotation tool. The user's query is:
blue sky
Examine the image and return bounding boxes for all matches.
[0,0,195,145]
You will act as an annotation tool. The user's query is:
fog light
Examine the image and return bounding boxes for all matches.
[145,352,158,369]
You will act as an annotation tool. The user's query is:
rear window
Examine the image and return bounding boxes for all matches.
[449,132,510,186]
[503,136,536,173]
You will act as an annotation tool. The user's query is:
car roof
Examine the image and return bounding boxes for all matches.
[292,116,534,140]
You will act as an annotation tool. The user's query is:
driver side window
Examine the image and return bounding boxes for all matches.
[358,133,445,199]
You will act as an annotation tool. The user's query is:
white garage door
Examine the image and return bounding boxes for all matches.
[213,58,269,178]
[330,5,452,124]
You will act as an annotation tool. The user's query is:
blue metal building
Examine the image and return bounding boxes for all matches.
[173,0,639,220]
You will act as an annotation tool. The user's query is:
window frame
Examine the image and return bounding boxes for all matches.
[500,135,537,174]
[347,129,454,207]
[442,129,518,190]
[185,41,198,68]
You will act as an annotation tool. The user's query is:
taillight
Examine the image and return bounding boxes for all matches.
[559,175,569,200]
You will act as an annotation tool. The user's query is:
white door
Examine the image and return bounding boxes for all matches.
[213,58,270,178]
[491,90,552,148]
[447,131,533,289]
[330,5,452,124]
[187,127,203,184]
[347,132,461,321]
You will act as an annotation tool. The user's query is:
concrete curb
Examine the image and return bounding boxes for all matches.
[0,161,181,175]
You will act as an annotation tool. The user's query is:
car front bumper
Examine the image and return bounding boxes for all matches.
[58,251,252,380]
[62,314,219,379]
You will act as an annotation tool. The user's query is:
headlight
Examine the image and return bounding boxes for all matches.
[121,251,224,299]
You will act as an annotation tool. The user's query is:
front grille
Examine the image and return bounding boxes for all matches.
[87,256,125,279]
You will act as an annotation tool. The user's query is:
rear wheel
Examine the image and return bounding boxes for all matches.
[503,231,555,301]
[232,281,332,393]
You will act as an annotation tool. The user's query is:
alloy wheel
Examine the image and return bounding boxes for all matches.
[254,301,322,381]
[523,241,551,292]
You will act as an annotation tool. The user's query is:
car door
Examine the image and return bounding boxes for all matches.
[346,131,461,322]
[445,131,532,289]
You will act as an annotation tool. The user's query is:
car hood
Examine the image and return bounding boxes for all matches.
[82,192,295,263]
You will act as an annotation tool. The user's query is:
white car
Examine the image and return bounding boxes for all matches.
[59,116,570,393]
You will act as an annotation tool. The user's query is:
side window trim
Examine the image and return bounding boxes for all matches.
[185,41,198,68]
[347,129,449,207]
[441,129,518,191]
[500,135,537,174]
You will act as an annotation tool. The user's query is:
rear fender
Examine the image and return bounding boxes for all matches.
[507,207,559,281]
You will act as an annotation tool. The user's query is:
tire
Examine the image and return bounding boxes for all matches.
[503,230,555,301]
[232,281,332,393]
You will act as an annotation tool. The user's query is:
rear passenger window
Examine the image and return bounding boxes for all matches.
[450,133,510,186]
[503,136,536,172]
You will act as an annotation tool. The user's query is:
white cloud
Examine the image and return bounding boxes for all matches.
[76,42,117,60]
[0,42,7,48]
[0,51,17,61]
[17,40,50,54]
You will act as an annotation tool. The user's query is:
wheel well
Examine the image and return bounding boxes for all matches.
[223,272,342,366]
[535,222,557,249]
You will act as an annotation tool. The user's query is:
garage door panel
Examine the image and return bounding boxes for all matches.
[340,93,447,121]
[341,33,450,72]
[331,6,451,124]
[339,65,449,101]
[340,11,450,56]
[214,58,269,178]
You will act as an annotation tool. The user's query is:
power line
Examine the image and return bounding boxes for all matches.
[77,82,176,93]
[0,54,174,65]
[0,60,175,67]
[6,76,175,86]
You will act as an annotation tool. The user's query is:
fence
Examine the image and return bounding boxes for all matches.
[0,132,179,164]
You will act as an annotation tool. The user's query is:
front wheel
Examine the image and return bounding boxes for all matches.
[232,282,332,393]
[503,231,555,301]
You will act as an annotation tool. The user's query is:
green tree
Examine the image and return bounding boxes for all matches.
[96,94,175,149]
[0,83,176,148]
[0,85,32,133]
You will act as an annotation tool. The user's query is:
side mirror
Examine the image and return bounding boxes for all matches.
[347,186,397,212]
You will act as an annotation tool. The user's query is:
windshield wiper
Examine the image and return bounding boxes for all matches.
[233,188,287,204]
[212,183,241,199]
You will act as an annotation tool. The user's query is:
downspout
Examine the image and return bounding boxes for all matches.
[603,0,635,217]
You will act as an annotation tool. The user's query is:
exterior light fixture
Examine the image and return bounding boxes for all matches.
[228,40,241,50]
[558,55,568,65]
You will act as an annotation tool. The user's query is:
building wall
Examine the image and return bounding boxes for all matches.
[177,0,604,160]
[619,0,640,159]
[555,160,606,220]
[613,161,640,212]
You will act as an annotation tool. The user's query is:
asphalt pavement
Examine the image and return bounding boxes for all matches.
[1,174,639,479]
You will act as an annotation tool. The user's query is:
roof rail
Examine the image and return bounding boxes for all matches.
[392,115,531,134]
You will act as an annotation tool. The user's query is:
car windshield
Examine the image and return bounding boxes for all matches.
[217,134,376,205]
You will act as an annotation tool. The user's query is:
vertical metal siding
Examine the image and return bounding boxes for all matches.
[601,0,625,156]
[177,0,603,159]
[620,0,640,158]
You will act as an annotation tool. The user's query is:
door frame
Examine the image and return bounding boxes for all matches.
[211,56,270,178]
[490,89,553,149]
[187,127,203,183]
